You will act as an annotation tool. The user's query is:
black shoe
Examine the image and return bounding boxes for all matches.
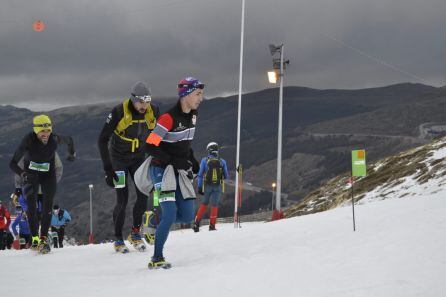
[192,221,200,233]
[209,224,216,231]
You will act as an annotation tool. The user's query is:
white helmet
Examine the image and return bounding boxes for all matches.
[206,142,219,154]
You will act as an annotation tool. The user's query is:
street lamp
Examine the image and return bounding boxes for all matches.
[268,43,289,220]
[271,182,276,211]
[88,184,94,244]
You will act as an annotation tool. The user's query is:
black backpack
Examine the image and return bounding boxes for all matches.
[205,157,223,185]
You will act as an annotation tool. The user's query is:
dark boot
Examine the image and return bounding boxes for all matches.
[209,224,216,231]
[192,220,200,233]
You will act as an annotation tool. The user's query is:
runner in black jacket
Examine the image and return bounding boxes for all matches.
[9,114,75,254]
[97,81,159,253]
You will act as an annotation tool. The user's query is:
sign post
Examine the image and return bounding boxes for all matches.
[351,150,366,231]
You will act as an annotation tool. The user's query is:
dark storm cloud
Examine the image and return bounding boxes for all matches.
[1,0,445,109]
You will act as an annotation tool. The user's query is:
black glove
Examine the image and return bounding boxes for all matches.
[21,172,38,184]
[105,169,119,188]
[66,153,76,162]
[198,188,204,195]
[14,188,22,196]
[170,158,191,171]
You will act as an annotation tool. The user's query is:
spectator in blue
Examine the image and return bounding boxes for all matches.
[50,205,71,248]
[193,142,229,232]
[10,205,31,249]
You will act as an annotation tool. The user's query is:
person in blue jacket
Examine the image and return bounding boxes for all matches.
[10,205,31,249]
[193,142,229,232]
[50,205,71,248]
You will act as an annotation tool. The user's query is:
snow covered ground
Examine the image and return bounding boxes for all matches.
[1,194,445,297]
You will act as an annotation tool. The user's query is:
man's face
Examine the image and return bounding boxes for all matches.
[133,100,150,114]
[37,129,52,144]
[184,89,204,110]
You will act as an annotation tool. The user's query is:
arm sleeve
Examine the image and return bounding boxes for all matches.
[145,113,174,164]
[9,135,29,176]
[97,107,120,171]
[54,152,63,183]
[64,211,72,222]
[222,159,229,179]
[197,158,207,189]
[6,210,11,227]
[14,157,25,188]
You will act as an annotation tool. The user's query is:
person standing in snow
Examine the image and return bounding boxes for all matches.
[193,142,229,232]
[10,205,31,249]
[144,76,204,269]
[98,82,159,253]
[50,204,71,248]
[9,114,76,254]
[0,200,11,250]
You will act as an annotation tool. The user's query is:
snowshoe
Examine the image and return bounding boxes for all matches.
[114,239,129,253]
[37,237,51,254]
[143,232,155,245]
[148,257,172,270]
[30,236,40,251]
[127,227,146,252]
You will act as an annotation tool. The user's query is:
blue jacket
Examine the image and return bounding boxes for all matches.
[51,209,71,227]
[10,213,31,236]
[197,155,229,189]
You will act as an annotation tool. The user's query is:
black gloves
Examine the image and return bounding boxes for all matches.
[21,172,38,184]
[191,157,199,174]
[197,188,204,195]
[105,169,118,188]
[66,153,76,162]
[14,188,22,196]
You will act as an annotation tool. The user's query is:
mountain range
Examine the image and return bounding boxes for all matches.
[1,82,445,241]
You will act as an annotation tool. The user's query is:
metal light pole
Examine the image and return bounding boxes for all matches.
[271,182,276,211]
[88,184,94,244]
[234,0,246,228]
[268,44,289,220]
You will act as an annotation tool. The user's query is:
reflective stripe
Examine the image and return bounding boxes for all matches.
[152,124,169,138]
[162,127,195,143]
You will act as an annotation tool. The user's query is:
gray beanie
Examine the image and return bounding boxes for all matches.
[130,81,152,103]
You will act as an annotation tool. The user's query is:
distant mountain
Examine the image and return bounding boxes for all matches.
[1,83,445,241]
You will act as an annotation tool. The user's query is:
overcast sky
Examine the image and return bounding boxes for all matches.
[1,0,445,110]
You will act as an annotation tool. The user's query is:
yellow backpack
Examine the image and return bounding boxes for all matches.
[114,99,156,152]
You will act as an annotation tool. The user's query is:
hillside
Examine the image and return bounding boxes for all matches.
[284,135,446,218]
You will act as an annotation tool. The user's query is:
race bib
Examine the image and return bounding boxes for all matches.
[29,161,50,172]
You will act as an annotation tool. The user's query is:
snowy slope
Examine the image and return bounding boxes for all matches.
[1,194,445,297]
[285,136,446,217]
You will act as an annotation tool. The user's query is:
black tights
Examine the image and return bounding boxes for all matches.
[23,173,57,238]
[112,158,148,239]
